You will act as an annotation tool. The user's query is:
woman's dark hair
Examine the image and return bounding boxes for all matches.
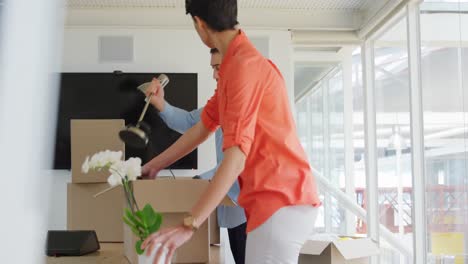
[186,0,238,32]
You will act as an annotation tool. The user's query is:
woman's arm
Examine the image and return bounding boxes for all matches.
[190,146,246,227]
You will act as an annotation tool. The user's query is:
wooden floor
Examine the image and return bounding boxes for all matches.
[46,243,221,264]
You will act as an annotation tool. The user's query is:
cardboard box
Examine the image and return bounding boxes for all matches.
[71,119,125,183]
[299,237,379,264]
[209,212,220,245]
[124,178,234,264]
[67,183,124,242]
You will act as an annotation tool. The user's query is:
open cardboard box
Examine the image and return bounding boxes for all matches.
[124,178,235,264]
[299,236,380,264]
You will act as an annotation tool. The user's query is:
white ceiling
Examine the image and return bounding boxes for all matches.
[67,0,375,11]
[65,0,401,100]
[65,0,396,35]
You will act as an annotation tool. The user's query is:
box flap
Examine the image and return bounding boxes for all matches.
[300,240,332,255]
[157,177,236,207]
[332,238,380,259]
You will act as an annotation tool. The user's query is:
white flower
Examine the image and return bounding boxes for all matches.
[109,160,126,177]
[104,150,123,165]
[125,158,142,181]
[89,152,105,169]
[82,151,140,184]
[86,150,123,170]
[81,156,90,173]
[107,174,123,186]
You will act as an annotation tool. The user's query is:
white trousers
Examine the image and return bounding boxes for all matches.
[245,205,318,264]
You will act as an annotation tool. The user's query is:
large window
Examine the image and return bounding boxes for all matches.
[295,59,365,235]
[420,1,468,263]
[374,16,414,264]
[294,1,467,263]
[328,68,346,234]
[352,47,367,234]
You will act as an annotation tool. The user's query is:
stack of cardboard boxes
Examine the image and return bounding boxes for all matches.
[67,119,126,242]
[66,119,226,263]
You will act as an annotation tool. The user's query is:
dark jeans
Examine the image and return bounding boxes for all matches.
[227,223,247,264]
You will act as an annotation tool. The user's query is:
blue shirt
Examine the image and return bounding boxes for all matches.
[159,102,246,228]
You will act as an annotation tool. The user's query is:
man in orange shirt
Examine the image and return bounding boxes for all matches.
[141,0,321,263]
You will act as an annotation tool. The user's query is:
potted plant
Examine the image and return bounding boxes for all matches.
[81,150,165,263]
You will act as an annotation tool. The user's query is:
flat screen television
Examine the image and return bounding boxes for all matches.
[54,72,198,170]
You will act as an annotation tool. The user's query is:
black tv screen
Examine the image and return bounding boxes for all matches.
[54,72,198,170]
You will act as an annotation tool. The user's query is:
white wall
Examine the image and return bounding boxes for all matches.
[61,27,294,176]
[0,0,65,262]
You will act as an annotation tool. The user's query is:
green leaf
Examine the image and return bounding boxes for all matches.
[123,216,143,237]
[142,204,156,224]
[147,225,157,235]
[135,240,144,255]
[123,216,142,237]
[142,204,155,215]
[131,225,143,238]
[123,215,136,229]
[148,213,163,234]
[125,208,145,228]
[135,211,145,223]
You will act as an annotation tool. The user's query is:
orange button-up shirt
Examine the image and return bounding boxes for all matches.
[201,31,321,232]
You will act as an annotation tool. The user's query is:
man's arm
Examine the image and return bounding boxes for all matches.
[159,103,202,134]
[144,77,202,134]
[142,121,212,178]
[143,79,221,179]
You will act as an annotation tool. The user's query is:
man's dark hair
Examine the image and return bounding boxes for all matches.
[210,48,219,54]
[186,0,238,32]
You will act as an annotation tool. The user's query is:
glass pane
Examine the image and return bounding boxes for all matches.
[328,68,346,233]
[296,99,308,151]
[329,68,344,186]
[294,49,366,236]
[295,79,326,231]
[374,15,414,264]
[352,47,367,235]
[381,238,414,263]
[421,0,468,263]
[310,88,324,173]
[310,85,326,232]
